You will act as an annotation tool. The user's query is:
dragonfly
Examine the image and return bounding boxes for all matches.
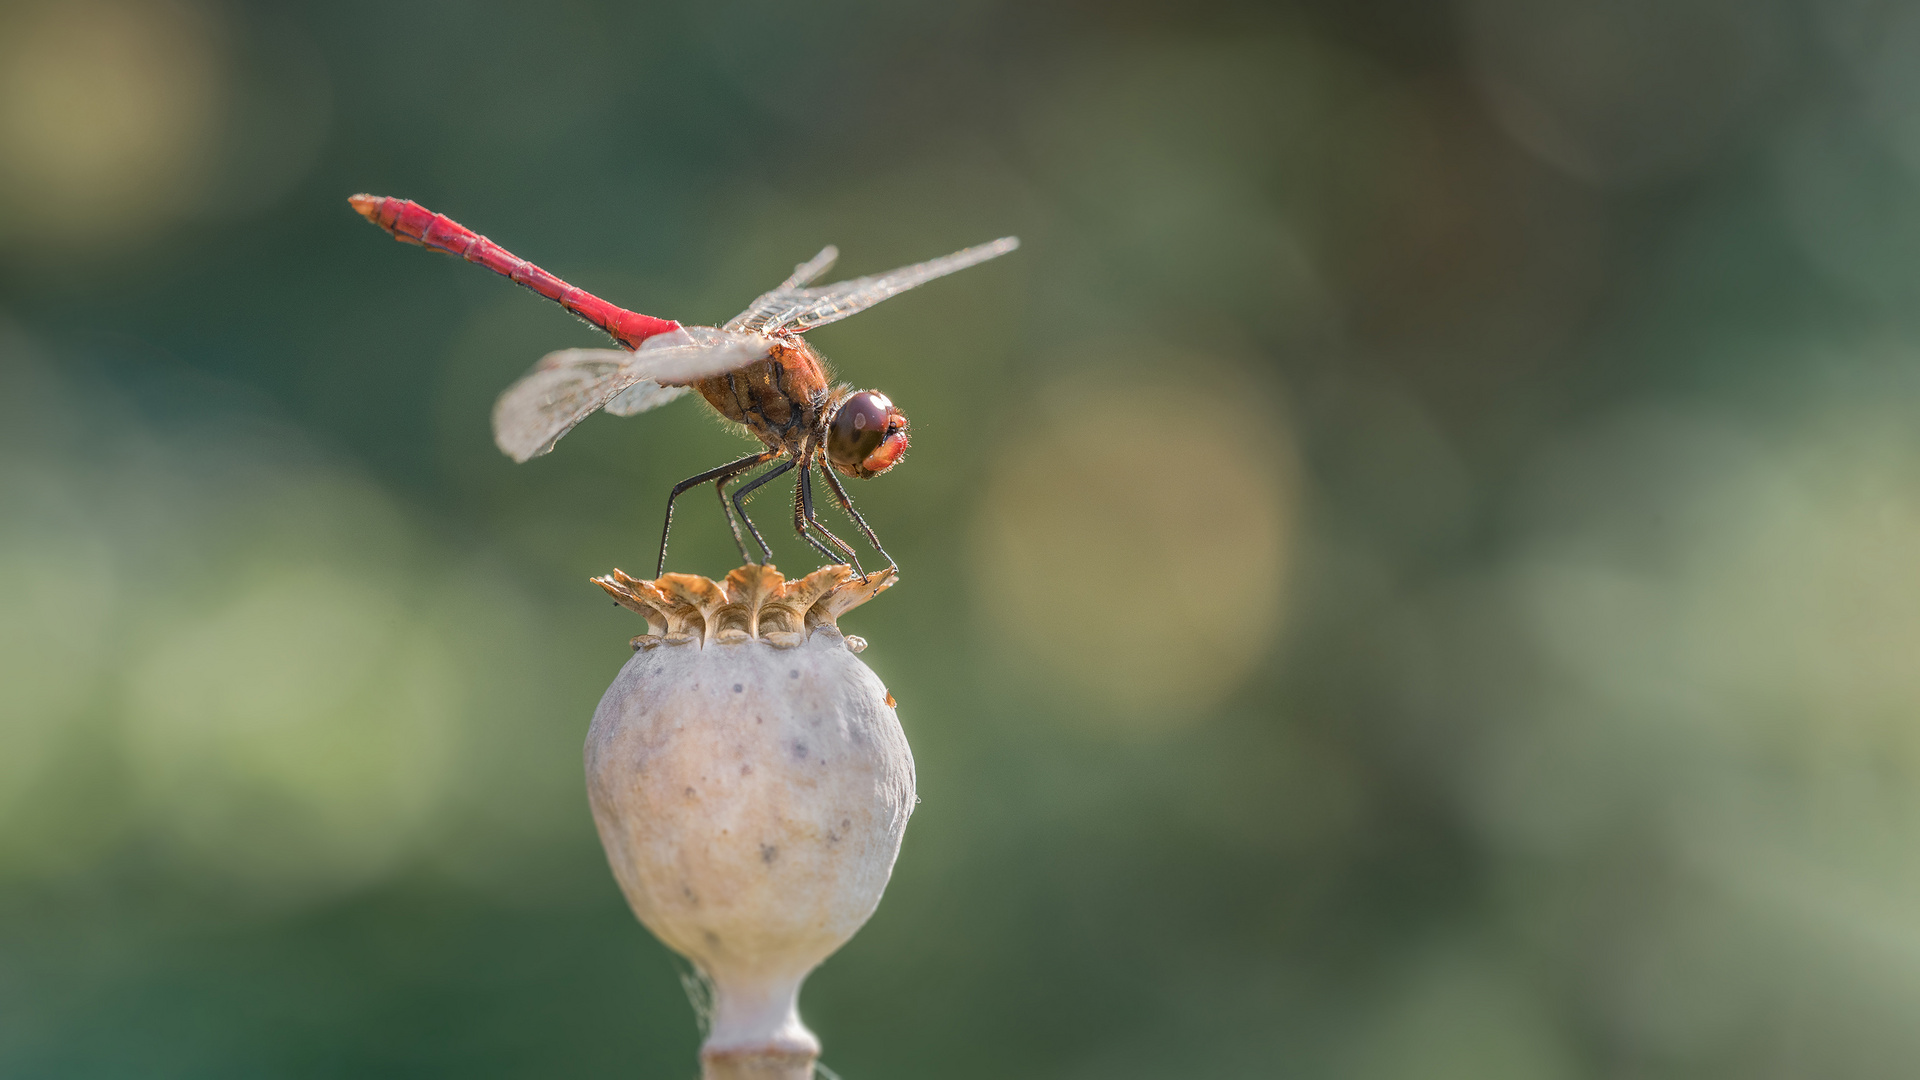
[350,195,1016,579]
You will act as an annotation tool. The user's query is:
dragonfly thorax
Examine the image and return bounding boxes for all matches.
[694,336,832,455]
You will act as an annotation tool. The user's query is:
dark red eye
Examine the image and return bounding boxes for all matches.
[827,391,907,477]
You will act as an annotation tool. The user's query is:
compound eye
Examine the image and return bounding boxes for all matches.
[828,391,891,469]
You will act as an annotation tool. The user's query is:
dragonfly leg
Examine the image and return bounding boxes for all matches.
[817,460,895,576]
[794,461,866,576]
[658,450,778,577]
[731,455,798,566]
[714,450,782,565]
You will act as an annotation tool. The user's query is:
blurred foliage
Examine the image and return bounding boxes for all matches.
[6,0,1920,1076]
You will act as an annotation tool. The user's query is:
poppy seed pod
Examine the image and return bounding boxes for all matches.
[587,564,913,1080]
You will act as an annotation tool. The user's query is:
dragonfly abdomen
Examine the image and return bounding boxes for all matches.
[349,194,681,349]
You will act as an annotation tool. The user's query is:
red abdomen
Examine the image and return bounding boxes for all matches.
[350,194,680,349]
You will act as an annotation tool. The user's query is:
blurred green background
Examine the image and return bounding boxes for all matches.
[6,0,1920,1075]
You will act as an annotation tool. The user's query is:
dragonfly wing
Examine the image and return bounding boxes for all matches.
[724,295,811,333]
[632,326,774,385]
[491,348,646,462]
[781,245,839,289]
[725,237,1018,333]
[603,379,691,416]
[491,332,770,462]
[724,246,841,332]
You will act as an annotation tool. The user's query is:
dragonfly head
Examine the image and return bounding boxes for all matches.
[826,390,908,478]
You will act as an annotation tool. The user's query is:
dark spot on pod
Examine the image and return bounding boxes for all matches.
[789,669,800,679]
[791,741,809,759]
[841,819,850,829]
[684,787,696,798]
[826,831,840,844]
[740,763,751,775]
[759,844,779,864]
[732,683,743,693]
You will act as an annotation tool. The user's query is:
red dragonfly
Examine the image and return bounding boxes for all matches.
[351,195,1016,578]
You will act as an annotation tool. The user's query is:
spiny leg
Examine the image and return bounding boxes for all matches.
[714,478,749,564]
[792,466,856,571]
[817,458,896,574]
[731,455,798,565]
[714,450,780,565]
[794,459,866,576]
[658,450,777,577]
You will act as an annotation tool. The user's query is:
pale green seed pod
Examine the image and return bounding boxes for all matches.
[586,565,912,1080]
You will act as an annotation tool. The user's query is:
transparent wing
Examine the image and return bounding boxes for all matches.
[492,348,647,463]
[723,246,836,331]
[779,245,838,289]
[490,330,770,462]
[725,237,1018,334]
[630,325,773,385]
[603,379,690,416]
